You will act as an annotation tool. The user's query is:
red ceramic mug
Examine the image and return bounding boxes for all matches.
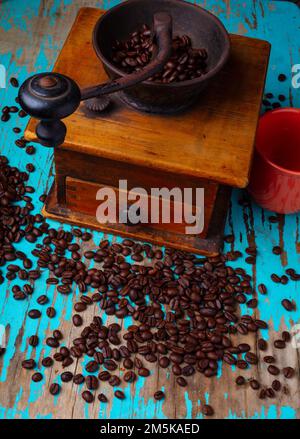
[248,108,300,214]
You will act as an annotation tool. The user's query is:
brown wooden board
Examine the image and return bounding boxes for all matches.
[43,182,231,256]
[53,147,219,239]
[25,7,270,189]
[66,177,204,236]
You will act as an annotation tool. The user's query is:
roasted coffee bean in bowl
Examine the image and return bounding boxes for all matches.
[93,0,230,113]
[111,26,209,84]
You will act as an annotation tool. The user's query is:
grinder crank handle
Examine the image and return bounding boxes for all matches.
[18,12,172,148]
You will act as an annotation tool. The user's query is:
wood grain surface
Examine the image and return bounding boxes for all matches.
[0,0,300,420]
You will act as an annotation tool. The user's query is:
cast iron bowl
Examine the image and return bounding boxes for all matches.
[93,0,230,114]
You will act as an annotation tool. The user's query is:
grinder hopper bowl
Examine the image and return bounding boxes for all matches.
[18,1,270,256]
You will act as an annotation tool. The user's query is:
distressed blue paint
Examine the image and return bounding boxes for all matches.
[184,392,193,418]
[0,0,300,420]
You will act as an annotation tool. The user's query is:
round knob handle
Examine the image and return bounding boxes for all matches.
[18,72,81,120]
[18,73,81,148]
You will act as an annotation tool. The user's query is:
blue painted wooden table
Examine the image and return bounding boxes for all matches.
[0,0,299,419]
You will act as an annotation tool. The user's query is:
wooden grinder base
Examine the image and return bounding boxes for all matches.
[26,7,270,256]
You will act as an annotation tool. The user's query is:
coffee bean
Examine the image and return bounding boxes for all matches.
[10,77,19,87]
[272,246,282,255]
[49,383,60,395]
[264,356,276,364]
[59,346,70,357]
[63,357,73,368]
[26,163,35,173]
[28,309,41,319]
[37,295,49,305]
[272,380,281,391]
[46,307,56,318]
[258,339,267,351]
[109,375,121,387]
[46,337,59,348]
[86,375,99,390]
[224,234,234,243]
[281,299,295,312]
[247,299,258,309]
[259,389,266,399]
[53,329,63,340]
[104,359,117,371]
[73,374,85,385]
[57,285,71,294]
[28,335,39,347]
[236,360,248,370]
[274,340,286,349]
[245,352,258,365]
[61,371,73,382]
[268,365,280,376]
[271,273,281,283]
[82,390,94,403]
[159,356,170,368]
[249,379,260,390]
[266,387,275,398]
[1,113,10,122]
[236,376,246,385]
[98,371,111,381]
[32,372,43,382]
[138,367,150,377]
[85,360,99,373]
[26,145,35,155]
[74,302,87,312]
[123,358,133,369]
[282,367,294,379]
[22,359,36,369]
[263,99,271,107]
[258,284,267,295]
[176,376,187,387]
[114,390,125,400]
[82,232,92,241]
[237,343,250,353]
[282,331,291,343]
[245,256,255,265]
[98,393,108,403]
[278,73,287,82]
[42,357,53,367]
[54,352,64,363]
[202,404,214,416]
[154,390,165,401]
[124,371,136,383]
[72,314,83,327]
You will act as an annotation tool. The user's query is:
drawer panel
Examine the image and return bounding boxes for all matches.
[66,177,212,237]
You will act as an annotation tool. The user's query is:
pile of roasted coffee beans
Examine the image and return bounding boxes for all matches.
[1,169,297,416]
[0,156,49,290]
[111,24,208,83]
[0,78,298,417]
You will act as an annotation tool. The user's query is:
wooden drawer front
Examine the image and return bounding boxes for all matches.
[66,177,212,237]
[55,149,219,237]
